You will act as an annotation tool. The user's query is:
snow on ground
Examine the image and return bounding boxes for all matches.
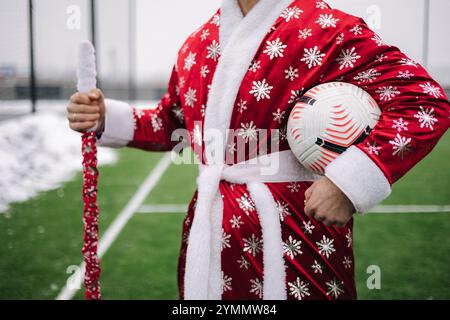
[0,107,118,213]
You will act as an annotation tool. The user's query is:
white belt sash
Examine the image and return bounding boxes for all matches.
[184,151,319,300]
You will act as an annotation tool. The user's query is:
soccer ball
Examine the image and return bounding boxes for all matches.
[287,82,381,175]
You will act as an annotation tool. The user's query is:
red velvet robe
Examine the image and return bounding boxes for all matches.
[99,0,450,300]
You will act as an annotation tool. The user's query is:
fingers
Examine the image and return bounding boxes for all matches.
[67,112,100,123]
[67,103,100,114]
[70,92,91,105]
[88,88,103,101]
[70,89,103,105]
[304,186,313,203]
[304,202,314,217]
[69,121,97,132]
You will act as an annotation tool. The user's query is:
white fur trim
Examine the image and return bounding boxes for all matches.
[185,0,295,300]
[248,182,287,300]
[325,146,392,213]
[219,0,243,49]
[97,99,134,148]
[204,0,294,164]
[184,164,223,300]
[207,195,224,300]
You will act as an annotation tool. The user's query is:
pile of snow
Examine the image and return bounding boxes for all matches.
[0,111,117,213]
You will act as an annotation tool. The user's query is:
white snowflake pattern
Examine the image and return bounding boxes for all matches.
[200,29,210,41]
[400,58,418,68]
[375,54,387,63]
[287,182,301,193]
[238,121,258,142]
[316,1,327,9]
[371,34,386,47]
[237,99,247,113]
[263,38,287,60]
[302,220,315,235]
[343,256,352,269]
[236,192,256,215]
[392,118,409,132]
[312,260,323,274]
[346,230,353,248]
[249,60,261,72]
[326,278,345,299]
[278,125,288,142]
[354,68,380,84]
[172,105,184,122]
[150,114,163,132]
[281,6,303,22]
[389,133,412,159]
[316,235,336,259]
[316,14,340,28]
[272,108,287,124]
[397,70,414,79]
[350,25,363,35]
[135,108,144,119]
[210,14,220,27]
[178,76,185,88]
[230,215,244,229]
[206,40,221,61]
[237,255,250,270]
[414,106,438,131]
[181,43,189,54]
[249,79,273,101]
[420,82,443,98]
[200,104,206,117]
[184,52,196,71]
[288,278,311,300]
[284,66,299,81]
[227,142,237,155]
[336,33,345,44]
[365,142,381,155]
[336,47,361,70]
[184,87,197,107]
[222,272,232,293]
[288,89,302,103]
[276,200,291,222]
[298,28,313,39]
[250,278,263,299]
[283,235,303,259]
[376,86,400,101]
[221,229,231,250]
[192,123,202,145]
[200,65,210,78]
[243,234,263,257]
[301,46,326,69]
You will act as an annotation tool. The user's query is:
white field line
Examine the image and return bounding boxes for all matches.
[56,152,173,300]
[137,204,188,213]
[136,204,450,214]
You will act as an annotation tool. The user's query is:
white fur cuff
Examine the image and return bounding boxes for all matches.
[97,99,134,148]
[325,146,392,213]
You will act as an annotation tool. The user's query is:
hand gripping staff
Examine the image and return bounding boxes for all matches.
[76,40,101,300]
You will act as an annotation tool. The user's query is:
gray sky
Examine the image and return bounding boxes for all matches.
[0,0,449,86]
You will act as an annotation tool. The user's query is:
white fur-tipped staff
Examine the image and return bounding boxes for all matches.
[77,40,101,300]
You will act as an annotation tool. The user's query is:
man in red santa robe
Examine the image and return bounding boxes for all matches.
[67,0,450,300]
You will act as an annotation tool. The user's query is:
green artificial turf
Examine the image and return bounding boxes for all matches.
[0,133,448,300]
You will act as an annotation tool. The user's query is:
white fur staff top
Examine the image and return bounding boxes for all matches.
[77,40,98,131]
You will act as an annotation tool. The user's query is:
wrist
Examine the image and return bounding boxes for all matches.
[96,120,105,138]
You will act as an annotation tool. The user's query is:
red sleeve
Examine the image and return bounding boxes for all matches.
[323,16,449,212]
[128,66,185,152]
[334,19,449,183]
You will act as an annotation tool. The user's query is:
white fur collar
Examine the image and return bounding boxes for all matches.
[203,0,293,164]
